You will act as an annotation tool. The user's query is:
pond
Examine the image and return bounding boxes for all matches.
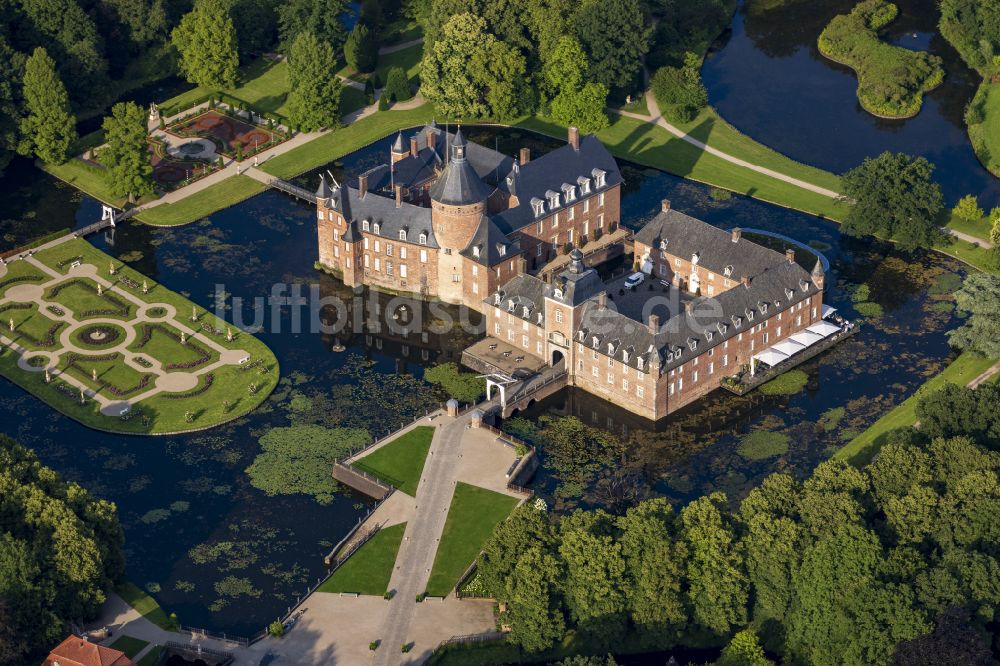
[0,125,963,634]
[701,0,1000,207]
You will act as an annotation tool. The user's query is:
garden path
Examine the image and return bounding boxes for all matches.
[380,37,424,55]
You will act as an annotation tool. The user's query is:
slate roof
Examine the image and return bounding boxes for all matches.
[494,134,622,234]
[460,215,519,266]
[545,250,606,306]
[326,182,438,248]
[634,209,793,280]
[429,129,494,205]
[488,273,547,324]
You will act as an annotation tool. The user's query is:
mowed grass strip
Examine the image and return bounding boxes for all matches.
[116,581,173,630]
[425,483,520,597]
[135,176,267,227]
[834,351,999,466]
[136,645,163,666]
[108,635,149,659]
[317,522,407,595]
[353,425,434,496]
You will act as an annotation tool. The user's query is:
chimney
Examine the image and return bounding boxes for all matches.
[661,199,671,213]
[410,136,419,158]
[568,126,580,151]
[427,128,437,152]
[518,256,527,273]
[597,291,607,309]
[741,275,751,288]
[520,147,530,164]
[786,248,795,263]
[359,174,367,199]
[648,313,660,334]
[395,184,403,207]
[731,228,742,243]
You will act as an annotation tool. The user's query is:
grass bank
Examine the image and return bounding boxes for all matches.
[135,176,266,227]
[353,425,434,496]
[833,351,998,466]
[318,522,407,595]
[425,483,519,597]
[817,0,944,119]
[966,82,1000,179]
[116,581,173,630]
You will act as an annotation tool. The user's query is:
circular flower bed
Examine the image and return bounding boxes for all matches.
[75,323,126,348]
[147,307,168,318]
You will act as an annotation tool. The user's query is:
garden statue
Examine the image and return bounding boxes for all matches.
[180,331,186,344]
[8,318,13,332]
[142,280,148,294]
[80,388,85,404]
[92,368,97,382]
[191,306,197,322]
[226,327,233,342]
[109,261,115,275]
[44,368,50,383]
[149,102,160,125]
[97,284,103,295]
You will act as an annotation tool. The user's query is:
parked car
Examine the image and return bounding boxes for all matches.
[624,272,645,290]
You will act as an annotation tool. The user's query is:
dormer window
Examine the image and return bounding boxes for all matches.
[498,245,506,256]
[607,343,614,354]
[562,183,576,202]
[687,338,698,351]
[362,219,370,231]
[758,301,768,314]
[531,198,545,217]
[800,279,810,292]
[637,357,644,370]
[747,310,755,321]
[372,222,380,235]
[494,293,502,305]
[577,176,591,194]
[546,190,561,209]
[716,322,728,335]
[724,265,733,277]
[732,315,742,328]
[592,168,606,188]
[784,287,795,299]
[691,252,700,265]
[473,246,481,258]
[705,331,714,341]
[506,175,514,185]
[522,306,530,317]
[659,239,668,250]
[592,336,599,348]
[419,233,427,245]
[399,229,407,241]
[507,300,515,312]
[537,313,543,324]
[622,351,630,363]
[577,330,585,341]
[553,288,563,300]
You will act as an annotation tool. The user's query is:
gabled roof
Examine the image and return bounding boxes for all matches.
[546,250,605,306]
[634,209,794,281]
[460,215,519,266]
[43,637,134,666]
[487,274,546,323]
[327,183,438,248]
[494,134,621,234]
[429,129,494,206]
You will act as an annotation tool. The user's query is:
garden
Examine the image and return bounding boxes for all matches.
[147,136,222,191]
[166,108,287,161]
[817,0,945,118]
[0,237,280,434]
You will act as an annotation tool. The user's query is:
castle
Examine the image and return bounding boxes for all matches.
[316,126,838,421]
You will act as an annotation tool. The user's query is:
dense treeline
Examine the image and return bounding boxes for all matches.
[415,0,732,128]
[479,411,1000,663]
[0,434,125,665]
[939,0,1000,76]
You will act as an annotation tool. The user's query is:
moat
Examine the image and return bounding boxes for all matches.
[0,127,966,633]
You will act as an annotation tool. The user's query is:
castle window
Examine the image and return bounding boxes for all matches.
[599,192,605,207]
[364,254,370,267]
[362,220,370,231]
[531,198,545,217]
[555,309,563,323]
[399,229,406,240]
[317,210,323,219]
[508,300,515,312]
[400,264,407,278]
[473,246,481,258]
[523,306,530,317]
[400,246,407,259]
[373,222,380,235]
[724,265,733,277]
[386,261,393,276]
[386,243,393,256]
[333,230,339,242]
[374,240,380,253]
[419,233,427,245]
[592,169,606,188]
[578,176,591,194]
[374,257,381,271]
[637,357,644,371]
[363,238,369,250]
[452,273,460,283]
[553,289,563,300]
[659,239,668,250]
[420,249,428,263]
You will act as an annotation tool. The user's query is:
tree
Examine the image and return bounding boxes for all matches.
[171,0,239,88]
[504,546,566,652]
[286,31,342,131]
[558,510,628,647]
[991,210,1000,246]
[916,383,1000,450]
[839,152,944,250]
[541,35,588,98]
[680,492,748,636]
[344,23,378,74]
[717,629,773,666]
[277,0,349,53]
[573,0,651,90]
[384,66,412,102]
[946,273,1000,358]
[0,37,27,175]
[19,47,77,165]
[479,503,556,598]
[651,51,708,122]
[420,13,528,119]
[617,499,687,640]
[543,36,609,132]
[423,362,485,403]
[99,102,154,201]
[952,194,984,223]
[18,0,108,95]
[892,606,992,666]
[105,0,168,46]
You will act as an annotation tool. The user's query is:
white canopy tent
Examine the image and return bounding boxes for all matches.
[807,320,841,338]
[773,339,806,356]
[822,304,837,319]
[753,348,790,367]
[789,330,824,348]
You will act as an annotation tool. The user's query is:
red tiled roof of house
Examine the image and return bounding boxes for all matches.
[42,636,135,666]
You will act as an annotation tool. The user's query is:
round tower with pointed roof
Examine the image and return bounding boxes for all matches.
[430,128,493,304]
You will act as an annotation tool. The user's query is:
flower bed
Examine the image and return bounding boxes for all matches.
[0,274,43,291]
[148,136,220,191]
[75,324,124,348]
[165,109,286,160]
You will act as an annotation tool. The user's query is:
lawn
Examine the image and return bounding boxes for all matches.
[967,81,1000,179]
[3,238,280,434]
[425,483,520,597]
[160,58,292,119]
[0,261,48,296]
[834,351,999,466]
[617,94,651,117]
[134,176,266,227]
[60,352,155,400]
[42,159,132,208]
[116,581,173,630]
[108,635,149,659]
[137,646,163,666]
[945,210,993,241]
[128,323,219,370]
[340,43,424,88]
[44,279,133,320]
[317,522,407,595]
[1,305,65,351]
[353,425,435,496]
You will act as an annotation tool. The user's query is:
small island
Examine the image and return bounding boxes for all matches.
[818,0,944,119]
[0,237,279,434]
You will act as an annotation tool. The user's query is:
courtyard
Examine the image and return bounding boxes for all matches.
[0,236,279,434]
